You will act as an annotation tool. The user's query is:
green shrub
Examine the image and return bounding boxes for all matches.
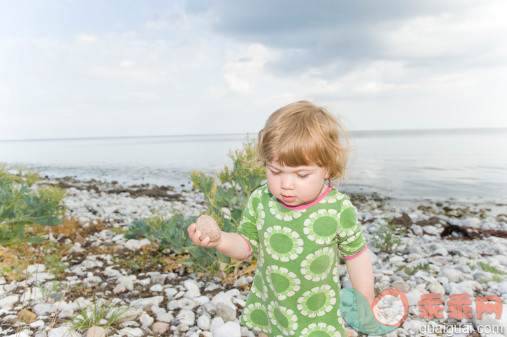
[191,139,265,232]
[0,165,65,245]
[125,215,195,253]
[125,139,265,275]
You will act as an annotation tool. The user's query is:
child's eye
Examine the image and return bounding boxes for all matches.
[271,171,281,175]
[298,174,309,179]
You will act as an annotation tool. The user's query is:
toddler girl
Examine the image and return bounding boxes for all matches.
[188,101,374,337]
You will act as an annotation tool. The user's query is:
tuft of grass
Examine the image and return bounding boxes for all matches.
[44,252,69,280]
[371,219,406,254]
[66,298,130,332]
[404,263,430,275]
[479,262,507,275]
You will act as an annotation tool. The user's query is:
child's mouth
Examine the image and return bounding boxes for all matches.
[282,195,296,202]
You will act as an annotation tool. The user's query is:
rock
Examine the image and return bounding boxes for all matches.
[149,273,166,285]
[130,296,164,309]
[117,307,142,322]
[403,319,426,333]
[174,309,195,326]
[183,279,201,299]
[410,225,423,236]
[125,238,151,250]
[167,298,196,311]
[216,302,236,322]
[117,327,143,337]
[33,303,56,316]
[405,289,425,307]
[195,215,221,242]
[0,294,19,310]
[197,314,211,330]
[13,330,30,337]
[427,282,445,296]
[150,284,163,292]
[18,309,37,323]
[164,287,178,298]
[86,326,106,337]
[440,267,467,283]
[152,322,170,334]
[48,326,81,337]
[422,226,441,236]
[139,313,154,329]
[473,311,506,337]
[209,316,225,335]
[214,321,241,337]
[26,264,46,274]
[30,320,45,329]
[113,284,127,294]
[392,282,411,293]
[155,311,173,323]
[117,275,135,291]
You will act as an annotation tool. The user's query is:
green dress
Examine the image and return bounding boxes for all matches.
[237,184,367,337]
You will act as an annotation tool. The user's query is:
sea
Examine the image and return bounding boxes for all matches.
[1,128,506,206]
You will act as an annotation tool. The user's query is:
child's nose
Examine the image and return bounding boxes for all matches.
[281,174,294,189]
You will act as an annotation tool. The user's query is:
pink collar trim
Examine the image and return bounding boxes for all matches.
[278,185,333,210]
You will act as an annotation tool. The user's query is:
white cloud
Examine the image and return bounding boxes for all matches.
[75,33,97,45]
[120,59,136,67]
[89,65,166,84]
[223,44,279,94]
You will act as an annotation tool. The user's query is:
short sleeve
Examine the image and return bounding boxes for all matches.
[236,189,261,258]
[337,199,367,260]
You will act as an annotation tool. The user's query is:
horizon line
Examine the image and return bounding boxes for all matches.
[1,126,506,142]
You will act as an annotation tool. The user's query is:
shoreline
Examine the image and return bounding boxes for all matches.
[39,175,507,222]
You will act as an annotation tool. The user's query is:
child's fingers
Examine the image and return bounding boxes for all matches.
[187,224,201,243]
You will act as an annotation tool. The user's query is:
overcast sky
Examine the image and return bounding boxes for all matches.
[1,0,506,140]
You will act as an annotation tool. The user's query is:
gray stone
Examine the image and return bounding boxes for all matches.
[125,238,151,250]
[427,282,445,296]
[117,275,135,291]
[405,289,425,307]
[440,267,467,283]
[26,264,46,274]
[86,326,106,337]
[113,284,127,294]
[48,326,81,337]
[209,316,225,335]
[183,279,201,299]
[216,302,236,322]
[214,321,241,337]
[150,284,163,292]
[197,314,211,331]
[175,309,195,326]
[33,303,57,316]
[130,296,164,309]
[0,294,19,310]
[167,298,196,311]
[117,327,143,337]
[150,273,166,285]
[152,322,170,334]
[140,313,154,329]
[117,307,142,322]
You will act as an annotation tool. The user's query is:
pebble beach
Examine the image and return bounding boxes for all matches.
[0,177,506,337]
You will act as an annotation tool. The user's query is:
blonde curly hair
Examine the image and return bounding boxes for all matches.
[258,101,350,182]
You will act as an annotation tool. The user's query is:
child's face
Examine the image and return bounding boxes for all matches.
[266,161,329,207]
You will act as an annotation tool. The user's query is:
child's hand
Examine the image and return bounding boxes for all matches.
[187,223,222,248]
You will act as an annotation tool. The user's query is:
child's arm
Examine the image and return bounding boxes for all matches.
[345,250,374,304]
[187,223,251,261]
